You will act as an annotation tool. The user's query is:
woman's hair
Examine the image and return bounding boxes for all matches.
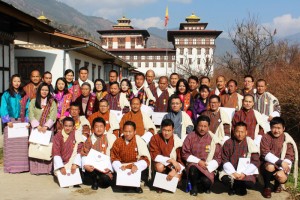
[7,74,26,97]
[120,79,132,91]
[64,69,74,77]
[175,78,189,95]
[35,82,52,109]
[54,77,69,94]
[93,78,107,93]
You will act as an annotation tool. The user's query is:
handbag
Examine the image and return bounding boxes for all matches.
[28,142,53,161]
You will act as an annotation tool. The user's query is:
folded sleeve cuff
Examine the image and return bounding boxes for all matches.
[178,163,185,174]
[270,111,280,118]
[30,119,40,128]
[72,153,82,168]
[112,161,122,172]
[134,160,148,171]
[53,156,64,171]
[44,119,54,129]
[265,152,279,164]
[243,163,259,175]
[154,155,170,166]
[207,159,219,173]
[2,115,11,123]
[223,162,236,175]
[186,155,200,164]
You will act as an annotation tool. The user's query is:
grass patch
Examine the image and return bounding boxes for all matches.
[286,168,300,199]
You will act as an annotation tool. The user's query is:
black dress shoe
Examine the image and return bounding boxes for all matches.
[73,185,81,188]
[135,187,143,193]
[228,188,235,196]
[91,181,99,190]
[237,188,247,196]
[205,189,211,194]
[190,189,198,196]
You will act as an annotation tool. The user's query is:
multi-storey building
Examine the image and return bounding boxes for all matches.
[98,13,222,79]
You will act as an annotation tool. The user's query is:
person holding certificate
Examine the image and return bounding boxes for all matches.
[149,119,184,193]
[81,117,116,190]
[29,82,57,175]
[219,122,260,196]
[52,117,83,177]
[182,115,222,196]
[111,121,151,193]
[1,74,30,173]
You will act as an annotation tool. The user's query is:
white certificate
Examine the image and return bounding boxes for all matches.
[8,123,29,138]
[237,158,259,174]
[57,168,82,188]
[85,149,113,172]
[153,172,179,193]
[220,107,236,121]
[29,129,52,145]
[116,169,141,187]
[261,114,271,133]
[110,110,123,123]
[152,112,167,126]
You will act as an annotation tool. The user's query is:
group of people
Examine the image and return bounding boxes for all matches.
[1,67,298,198]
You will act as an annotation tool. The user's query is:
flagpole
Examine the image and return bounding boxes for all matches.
[165,6,169,76]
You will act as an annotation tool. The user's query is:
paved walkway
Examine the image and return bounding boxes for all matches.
[0,169,290,200]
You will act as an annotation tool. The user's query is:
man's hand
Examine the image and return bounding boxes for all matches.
[198,160,207,170]
[281,161,291,174]
[71,164,78,174]
[38,126,48,133]
[232,172,241,179]
[166,169,176,181]
[167,159,181,172]
[120,165,127,171]
[7,122,13,128]
[131,164,138,174]
[236,173,246,180]
[102,168,111,174]
[84,165,94,172]
[60,167,66,175]
[268,116,273,122]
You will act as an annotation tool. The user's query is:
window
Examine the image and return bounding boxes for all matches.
[188,48,192,54]
[92,64,96,81]
[172,56,175,60]
[101,38,107,46]
[180,58,183,65]
[74,59,81,80]
[98,65,102,79]
[145,62,149,68]
[17,57,45,85]
[175,38,179,45]
[148,56,153,60]
[118,38,125,49]
[210,38,215,45]
[197,58,201,65]
[189,58,192,64]
[168,62,172,68]
[206,48,210,55]
[138,63,141,68]
[201,38,205,45]
[193,38,196,45]
[153,62,156,68]
[136,37,142,45]
[180,48,184,55]
[184,38,188,45]
[156,56,160,60]
[126,55,130,60]
[160,62,164,68]
[134,56,137,60]
[84,61,89,67]
[141,56,145,60]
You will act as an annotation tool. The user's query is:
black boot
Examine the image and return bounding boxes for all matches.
[91,172,99,190]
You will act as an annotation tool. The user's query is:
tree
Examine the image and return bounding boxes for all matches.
[219,15,276,76]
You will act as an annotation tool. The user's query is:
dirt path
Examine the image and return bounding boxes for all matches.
[0,168,290,200]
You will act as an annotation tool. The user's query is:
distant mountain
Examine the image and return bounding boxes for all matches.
[283,33,300,44]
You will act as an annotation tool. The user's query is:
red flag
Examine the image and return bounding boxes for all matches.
[164,6,169,27]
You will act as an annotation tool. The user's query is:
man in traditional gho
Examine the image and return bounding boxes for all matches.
[219,121,260,196]
[119,97,156,144]
[88,99,119,138]
[106,70,119,93]
[254,79,281,121]
[240,75,256,96]
[202,94,231,144]
[104,81,130,113]
[182,115,222,196]
[209,75,227,97]
[73,67,94,90]
[188,75,199,98]
[151,76,170,112]
[111,121,151,194]
[162,95,194,141]
[23,70,42,100]
[149,119,184,193]
[132,72,156,106]
[260,117,298,198]
[221,79,243,110]
[145,70,158,92]
[52,117,83,178]
[81,117,116,190]
[168,73,180,95]
[232,94,268,145]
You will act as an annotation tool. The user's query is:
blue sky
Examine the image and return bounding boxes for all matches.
[62,0,300,37]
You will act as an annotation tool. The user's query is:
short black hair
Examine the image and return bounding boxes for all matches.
[270,117,285,128]
[256,79,267,86]
[70,102,80,108]
[43,71,52,78]
[227,79,238,86]
[188,75,199,83]
[109,69,118,77]
[93,78,107,93]
[134,72,145,80]
[169,94,181,103]
[161,119,174,129]
[81,82,91,89]
[124,121,136,130]
[99,98,109,105]
[209,94,221,103]
[62,117,75,126]
[92,117,106,128]
[199,84,210,92]
[79,66,89,73]
[200,76,210,83]
[196,115,210,126]
[234,121,247,129]
[110,81,119,88]
[243,94,254,101]
[244,75,254,82]
[170,73,179,78]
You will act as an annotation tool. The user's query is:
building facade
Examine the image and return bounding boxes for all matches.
[98,14,222,78]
